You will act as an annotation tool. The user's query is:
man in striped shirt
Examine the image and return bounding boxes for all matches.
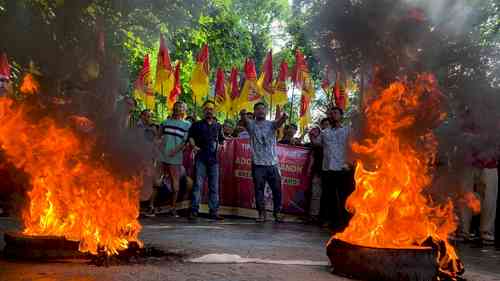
[148,101,191,217]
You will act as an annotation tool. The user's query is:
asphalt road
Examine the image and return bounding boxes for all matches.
[0,216,499,281]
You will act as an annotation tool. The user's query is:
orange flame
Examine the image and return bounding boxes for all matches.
[462,192,481,215]
[69,115,95,133]
[0,98,142,255]
[333,74,460,275]
[19,73,40,95]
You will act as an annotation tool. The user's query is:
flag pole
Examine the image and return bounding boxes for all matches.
[270,91,273,120]
[289,86,296,124]
[161,82,164,118]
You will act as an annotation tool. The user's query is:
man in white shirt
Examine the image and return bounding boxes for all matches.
[310,106,353,230]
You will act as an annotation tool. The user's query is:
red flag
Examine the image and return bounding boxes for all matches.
[134,54,155,109]
[272,60,289,106]
[158,35,173,73]
[244,58,257,80]
[278,60,288,82]
[155,34,174,95]
[334,78,340,104]
[215,68,231,113]
[333,77,346,110]
[135,54,152,91]
[215,68,226,101]
[0,53,11,78]
[299,93,312,132]
[230,67,240,100]
[291,49,308,89]
[197,44,210,73]
[300,94,311,118]
[261,50,273,93]
[168,61,182,109]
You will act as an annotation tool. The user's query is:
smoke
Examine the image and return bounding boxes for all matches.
[298,0,500,200]
[0,1,157,204]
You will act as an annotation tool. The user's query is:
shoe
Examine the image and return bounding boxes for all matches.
[308,215,320,223]
[273,213,284,223]
[188,211,198,221]
[209,213,224,221]
[451,231,473,243]
[256,211,267,223]
[170,209,179,218]
[481,232,495,244]
[144,207,156,217]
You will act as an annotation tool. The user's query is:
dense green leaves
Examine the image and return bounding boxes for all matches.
[0,0,302,121]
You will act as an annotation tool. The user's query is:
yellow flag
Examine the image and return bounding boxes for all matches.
[258,50,274,103]
[235,58,261,112]
[269,60,289,106]
[190,44,210,105]
[134,54,155,110]
[299,76,315,132]
[214,68,231,114]
[154,35,174,96]
[238,80,261,112]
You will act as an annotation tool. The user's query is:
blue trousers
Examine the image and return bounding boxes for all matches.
[191,159,219,214]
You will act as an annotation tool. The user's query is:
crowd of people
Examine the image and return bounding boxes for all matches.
[135,99,355,228]
[135,98,500,244]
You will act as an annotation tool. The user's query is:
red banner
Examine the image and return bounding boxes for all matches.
[217,139,313,216]
[146,139,313,218]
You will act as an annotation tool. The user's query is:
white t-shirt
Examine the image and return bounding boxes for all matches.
[319,126,350,171]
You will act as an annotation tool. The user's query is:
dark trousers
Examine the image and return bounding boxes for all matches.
[252,164,282,214]
[320,170,354,230]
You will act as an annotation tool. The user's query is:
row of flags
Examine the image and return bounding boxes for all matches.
[133,35,349,127]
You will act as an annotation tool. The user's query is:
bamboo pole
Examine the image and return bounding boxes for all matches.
[289,86,296,124]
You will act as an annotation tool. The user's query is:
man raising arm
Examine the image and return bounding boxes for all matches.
[241,102,288,222]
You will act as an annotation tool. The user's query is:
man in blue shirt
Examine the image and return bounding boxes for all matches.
[146,102,191,217]
[187,101,224,220]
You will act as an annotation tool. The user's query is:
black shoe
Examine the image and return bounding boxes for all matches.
[209,213,224,221]
[273,213,284,223]
[170,209,179,218]
[188,211,198,221]
[144,207,156,217]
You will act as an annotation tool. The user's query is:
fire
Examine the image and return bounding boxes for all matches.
[333,74,462,276]
[462,192,481,215]
[19,73,40,95]
[0,97,142,255]
[69,115,95,133]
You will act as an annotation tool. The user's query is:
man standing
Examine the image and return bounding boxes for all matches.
[188,101,224,220]
[278,124,300,145]
[149,101,190,217]
[310,107,352,230]
[241,102,288,222]
[137,109,156,141]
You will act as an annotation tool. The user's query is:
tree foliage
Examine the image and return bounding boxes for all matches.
[0,0,300,121]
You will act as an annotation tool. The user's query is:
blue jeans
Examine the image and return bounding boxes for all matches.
[191,159,219,214]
